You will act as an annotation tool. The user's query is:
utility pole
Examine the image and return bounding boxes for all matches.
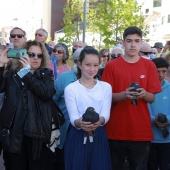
[82,0,87,43]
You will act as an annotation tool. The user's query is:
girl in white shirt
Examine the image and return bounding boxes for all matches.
[64,46,112,170]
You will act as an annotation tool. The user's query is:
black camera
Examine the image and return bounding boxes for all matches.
[155,113,169,138]
[82,107,99,124]
[129,82,141,105]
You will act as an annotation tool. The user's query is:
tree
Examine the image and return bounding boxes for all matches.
[58,0,84,47]
[59,0,148,49]
[95,0,148,48]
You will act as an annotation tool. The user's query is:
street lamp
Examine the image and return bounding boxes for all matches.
[82,0,87,43]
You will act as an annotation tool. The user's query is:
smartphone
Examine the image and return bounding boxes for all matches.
[8,43,14,49]
[7,49,27,59]
[167,41,170,45]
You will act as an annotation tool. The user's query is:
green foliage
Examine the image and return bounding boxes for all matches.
[58,0,84,47]
[59,0,149,49]
[95,0,148,48]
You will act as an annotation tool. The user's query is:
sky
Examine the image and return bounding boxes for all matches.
[0,0,43,41]
[0,0,43,25]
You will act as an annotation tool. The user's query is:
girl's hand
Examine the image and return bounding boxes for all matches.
[92,121,102,130]
[92,116,105,130]
[19,54,31,68]
[81,120,94,132]
[0,47,11,67]
[75,117,93,131]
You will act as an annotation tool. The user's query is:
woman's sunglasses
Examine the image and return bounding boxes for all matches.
[35,33,43,37]
[102,55,109,58]
[53,49,64,54]
[10,34,24,38]
[27,52,43,59]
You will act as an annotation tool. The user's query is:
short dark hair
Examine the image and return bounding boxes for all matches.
[152,57,169,69]
[77,46,100,79]
[10,27,26,36]
[123,26,142,40]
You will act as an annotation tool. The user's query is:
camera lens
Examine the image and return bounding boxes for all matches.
[16,52,21,58]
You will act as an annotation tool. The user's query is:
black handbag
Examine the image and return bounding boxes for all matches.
[51,100,65,129]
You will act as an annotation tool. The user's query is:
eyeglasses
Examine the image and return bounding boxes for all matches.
[27,52,43,59]
[140,51,151,55]
[102,55,109,58]
[111,53,121,59]
[35,33,43,37]
[53,49,64,54]
[10,34,24,38]
[151,52,156,54]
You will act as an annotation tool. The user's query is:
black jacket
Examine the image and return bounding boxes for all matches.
[0,67,55,153]
[45,43,53,56]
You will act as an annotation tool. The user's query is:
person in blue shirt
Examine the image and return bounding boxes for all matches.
[53,48,83,170]
[148,57,170,170]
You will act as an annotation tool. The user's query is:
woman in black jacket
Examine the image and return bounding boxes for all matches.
[0,40,56,170]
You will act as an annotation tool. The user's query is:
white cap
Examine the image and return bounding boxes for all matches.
[72,48,84,62]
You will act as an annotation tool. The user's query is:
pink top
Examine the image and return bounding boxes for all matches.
[49,60,71,78]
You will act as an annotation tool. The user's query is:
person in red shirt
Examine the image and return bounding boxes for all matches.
[101,26,161,170]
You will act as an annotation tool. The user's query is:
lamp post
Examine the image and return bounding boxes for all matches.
[82,0,87,43]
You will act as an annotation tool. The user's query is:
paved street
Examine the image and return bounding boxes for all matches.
[0,153,5,170]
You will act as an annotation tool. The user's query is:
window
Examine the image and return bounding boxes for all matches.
[168,15,170,23]
[162,16,165,25]
[153,0,162,7]
[145,9,149,14]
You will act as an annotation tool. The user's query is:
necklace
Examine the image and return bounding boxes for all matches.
[79,79,96,89]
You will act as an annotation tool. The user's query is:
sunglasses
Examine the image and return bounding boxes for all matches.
[53,49,64,54]
[35,33,43,37]
[111,53,121,59]
[140,51,151,55]
[151,52,156,54]
[102,55,109,58]
[27,52,43,59]
[10,34,24,38]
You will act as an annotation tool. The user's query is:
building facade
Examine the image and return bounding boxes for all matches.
[140,0,170,45]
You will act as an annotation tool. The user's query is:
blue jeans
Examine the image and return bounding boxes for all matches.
[109,140,150,170]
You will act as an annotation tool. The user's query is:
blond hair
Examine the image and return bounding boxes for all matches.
[12,40,49,72]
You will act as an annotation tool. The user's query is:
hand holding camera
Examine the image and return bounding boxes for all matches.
[0,47,11,67]
[19,55,31,69]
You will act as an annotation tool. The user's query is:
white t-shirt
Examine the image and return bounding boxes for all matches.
[64,80,112,127]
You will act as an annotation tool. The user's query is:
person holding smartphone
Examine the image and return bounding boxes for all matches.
[0,40,56,170]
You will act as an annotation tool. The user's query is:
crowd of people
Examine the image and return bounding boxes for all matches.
[0,25,170,170]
